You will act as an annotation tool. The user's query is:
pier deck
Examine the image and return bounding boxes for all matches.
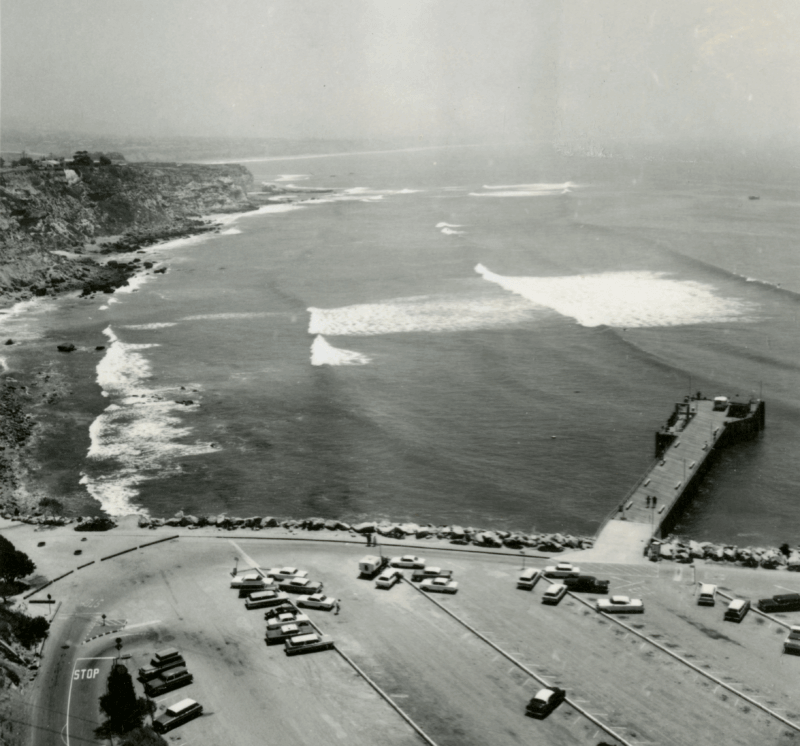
[595,397,764,557]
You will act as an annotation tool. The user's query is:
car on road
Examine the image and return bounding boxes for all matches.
[138,657,186,682]
[596,595,644,614]
[410,567,453,583]
[420,577,459,594]
[375,569,404,589]
[265,611,310,629]
[724,598,751,622]
[244,590,290,610]
[266,566,309,582]
[758,593,800,614]
[563,575,609,594]
[543,563,580,579]
[389,555,426,569]
[525,687,566,718]
[265,621,316,645]
[144,667,194,697]
[697,583,717,606]
[278,577,324,595]
[284,632,335,656]
[784,626,800,655]
[517,569,542,591]
[153,698,203,733]
[296,593,338,611]
[541,583,568,605]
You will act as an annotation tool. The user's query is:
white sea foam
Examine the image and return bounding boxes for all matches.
[120,322,179,330]
[482,182,578,190]
[274,174,309,182]
[220,227,242,235]
[435,222,462,228]
[308,293,541,336]
[310,335,371,366]
[81,326,216,516]
[181,311,280,321]
[475,264,752,328]
[0,298,55,342]
[471,181,579,198]
[441,227,465,235]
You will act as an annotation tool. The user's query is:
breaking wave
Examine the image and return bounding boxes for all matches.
[308,293,542,336]
[80,326,216,516]
[310,335,371,366]
[475,264,753,328]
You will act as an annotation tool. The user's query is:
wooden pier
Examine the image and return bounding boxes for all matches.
[592,396,765,562]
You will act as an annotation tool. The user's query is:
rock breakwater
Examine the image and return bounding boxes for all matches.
[649,536,800,570]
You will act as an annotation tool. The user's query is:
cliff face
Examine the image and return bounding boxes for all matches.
[0,161,255,304]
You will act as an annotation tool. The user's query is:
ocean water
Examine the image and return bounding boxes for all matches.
[4,143,800,544]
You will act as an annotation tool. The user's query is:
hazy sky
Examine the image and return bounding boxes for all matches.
[2,0,799,146]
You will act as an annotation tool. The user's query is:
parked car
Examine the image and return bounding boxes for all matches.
[359,555,389,579]
[724,598,750,622]
[563,575,609,594]
[230,572,268,589]
[420,577,459,594]
[265,621,315,645]
[138,657,185,682]
[296,593,338,611]
[263,602,296,620]
[389,555,426,569]
[543,563,580,579]
[758,593,800,614]
[541,583,568,605]
[697,583,717,606]
[284,632,335,656]
[265,609,309,629]
[266,567,309,582]
[153,699,203,733]
[238,579,278,598]
[144,668,193,697]
[784,626,800,655]
[525,687,566,718]
[517,569,542,591]
[410,567,453,583]
[375,569,404,589]
[596,595,644,614]
[244,590,290,610]
[278,577,324,595]
[150,648,183,668]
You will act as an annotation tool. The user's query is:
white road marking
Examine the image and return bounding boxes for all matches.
[66,657,115,746]
[122,619,161,631]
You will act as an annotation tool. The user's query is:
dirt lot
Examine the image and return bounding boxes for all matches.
[6,520,800,746]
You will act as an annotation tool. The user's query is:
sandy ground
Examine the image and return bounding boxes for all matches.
[5,519,800,746]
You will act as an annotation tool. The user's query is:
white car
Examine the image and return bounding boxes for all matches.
[541,583,567,605]
[596,595,644,614]
[230,572,268,588]
[266,567,309,582]
[420,578,459,594]
[296,593,338,611]
[375,569,403,589]
[389,555,426,569]
[265,611,310,630]
[543,563,580,579]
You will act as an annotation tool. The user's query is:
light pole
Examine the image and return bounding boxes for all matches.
[101,613,106,627]
[520,550,526,571]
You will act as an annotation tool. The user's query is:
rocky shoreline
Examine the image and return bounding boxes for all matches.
[648,536,800,570]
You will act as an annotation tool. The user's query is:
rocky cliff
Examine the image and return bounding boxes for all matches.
[0,161,255,304]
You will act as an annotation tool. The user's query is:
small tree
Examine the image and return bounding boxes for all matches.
[99,664,148,734]
[14,614,49,648]
[0,535,36,601]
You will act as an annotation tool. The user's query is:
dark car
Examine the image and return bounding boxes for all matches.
[526,687,566,718]
[563,576,609,594]
[757,593,800,613]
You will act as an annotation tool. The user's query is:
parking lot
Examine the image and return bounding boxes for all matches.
[15,525,800,746]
